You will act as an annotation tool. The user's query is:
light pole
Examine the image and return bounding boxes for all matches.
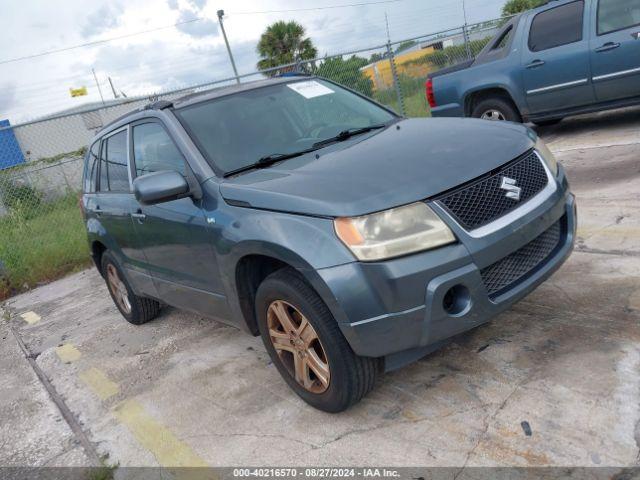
[461,0,472,60]
[217,9,240,84]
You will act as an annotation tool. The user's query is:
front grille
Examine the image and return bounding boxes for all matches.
[436,150,548,230]
[480,218,563,299]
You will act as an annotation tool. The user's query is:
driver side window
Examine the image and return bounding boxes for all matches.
[132,122,186,177]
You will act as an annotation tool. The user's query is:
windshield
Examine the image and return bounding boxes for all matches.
[174,79,396,175]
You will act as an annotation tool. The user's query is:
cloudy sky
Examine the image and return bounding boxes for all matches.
[0,0,505,123]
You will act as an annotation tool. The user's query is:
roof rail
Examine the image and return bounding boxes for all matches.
[144,100,173,110]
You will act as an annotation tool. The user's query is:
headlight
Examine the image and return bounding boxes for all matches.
[334,202,455,261]
[535,138,558,176]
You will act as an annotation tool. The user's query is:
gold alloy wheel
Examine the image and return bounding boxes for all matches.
[267,300,330,393]
[106,264,131,314]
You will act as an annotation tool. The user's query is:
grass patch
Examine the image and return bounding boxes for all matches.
[0,192,90,299]
[378,90,431,118]
[87,456,118,480]
[373,74,432,118]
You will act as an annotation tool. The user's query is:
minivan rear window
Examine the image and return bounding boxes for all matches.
[529,1,584,52]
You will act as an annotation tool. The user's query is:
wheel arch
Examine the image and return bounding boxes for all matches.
[464,86,521,118]
[91,240,108,276]
[227,243,346,336]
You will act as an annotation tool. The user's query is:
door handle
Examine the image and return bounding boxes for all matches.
[131,210,146,223]
[595,42,620,53]
[526,59,545,69]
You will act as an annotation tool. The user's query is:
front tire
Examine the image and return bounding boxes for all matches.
[472,97,522,123]
[255,268,380,413]
[101,251,160,325]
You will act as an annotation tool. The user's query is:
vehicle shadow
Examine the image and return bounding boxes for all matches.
[532,105,640,137]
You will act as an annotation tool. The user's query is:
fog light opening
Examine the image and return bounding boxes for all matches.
[443,285,471,316]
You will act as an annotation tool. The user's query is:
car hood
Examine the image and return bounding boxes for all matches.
[220,118,535,217]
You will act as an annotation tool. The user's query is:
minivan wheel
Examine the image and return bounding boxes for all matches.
[255,268,380,413]
[472,97,522,123]
[101,251,160,325]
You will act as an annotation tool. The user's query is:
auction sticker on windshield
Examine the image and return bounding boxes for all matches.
[287,80,334,99]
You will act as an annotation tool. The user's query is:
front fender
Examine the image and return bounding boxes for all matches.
[214,205,355,331]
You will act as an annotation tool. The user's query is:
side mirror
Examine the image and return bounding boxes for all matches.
[133,171,189,205]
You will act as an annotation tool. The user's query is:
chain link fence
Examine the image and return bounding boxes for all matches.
[0,16,507,299]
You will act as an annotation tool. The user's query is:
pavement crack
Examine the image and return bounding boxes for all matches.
[453,382,523,479]
[313,405,486,452]
[4,315,101,467]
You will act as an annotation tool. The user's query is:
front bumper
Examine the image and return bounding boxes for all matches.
[318,167,576,361]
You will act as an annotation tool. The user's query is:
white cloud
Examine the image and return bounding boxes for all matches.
[175,9,218,38]
[81,3,124,38]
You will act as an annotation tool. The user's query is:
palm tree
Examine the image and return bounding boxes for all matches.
[256,21,317,74]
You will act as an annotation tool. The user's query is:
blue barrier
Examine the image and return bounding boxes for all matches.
[0,120,25,170]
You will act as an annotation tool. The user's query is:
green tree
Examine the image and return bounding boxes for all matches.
[313,56,374,97]
[502,0,546,16]
[256,21,317,73]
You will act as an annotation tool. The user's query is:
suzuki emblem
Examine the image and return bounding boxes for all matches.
[500,176,522,201]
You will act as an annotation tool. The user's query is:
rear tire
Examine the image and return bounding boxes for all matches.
[255,268,380,413]
[472,97,522,123]
[101,251,160,325]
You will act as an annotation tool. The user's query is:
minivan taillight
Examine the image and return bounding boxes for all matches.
[426,78,436,108]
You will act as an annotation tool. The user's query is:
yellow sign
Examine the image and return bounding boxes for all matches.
[69,86,88,97]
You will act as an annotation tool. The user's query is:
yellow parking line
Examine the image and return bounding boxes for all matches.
[114,399,209,469]
[56,344,81,363]
[79,367,119,400]
[20,311,41,325]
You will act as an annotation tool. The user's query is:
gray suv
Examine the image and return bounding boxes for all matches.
[81,77,576,412]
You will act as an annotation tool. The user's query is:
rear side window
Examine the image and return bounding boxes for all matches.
[132,123,186,177]
[83,140,100,193]
[529,1,584,52]
[98,130,130,192]
[492,25,513,50]
[598,0,640,35]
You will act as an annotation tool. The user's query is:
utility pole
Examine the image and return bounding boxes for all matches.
[384,12,405,116]
[217,10,240,84]
[108,77,119,99]
[92,68,105,106]
[385,12,391,43]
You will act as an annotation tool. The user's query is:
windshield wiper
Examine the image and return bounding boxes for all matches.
[223,124,389,177]
[223,147,319,177]
[312,124,387,148]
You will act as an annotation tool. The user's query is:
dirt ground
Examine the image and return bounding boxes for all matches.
[1,107,639,474]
